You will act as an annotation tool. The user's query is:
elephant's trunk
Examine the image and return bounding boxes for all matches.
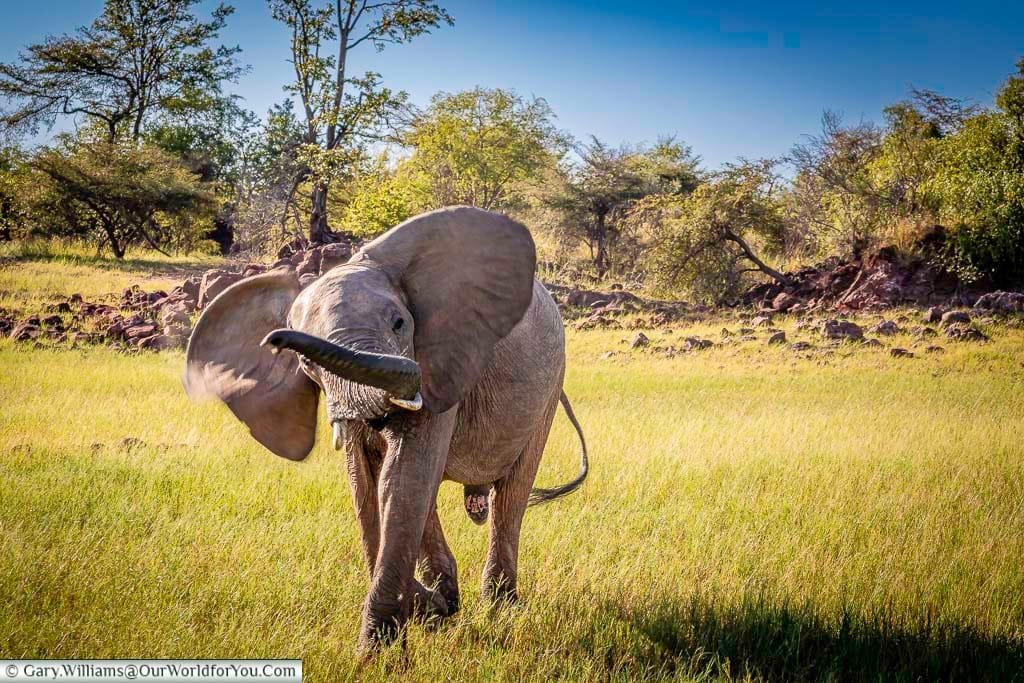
[261,329,421,400]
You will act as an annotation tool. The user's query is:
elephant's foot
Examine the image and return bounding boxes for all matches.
[464,484,490,525]
[482,571,518,606]
[410,579,454,627]
[358,601,406,654]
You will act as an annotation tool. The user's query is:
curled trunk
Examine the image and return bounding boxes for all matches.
[261,329,420,399]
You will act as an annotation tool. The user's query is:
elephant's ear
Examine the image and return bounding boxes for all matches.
[185,268,319,461]
[360,206,536,413]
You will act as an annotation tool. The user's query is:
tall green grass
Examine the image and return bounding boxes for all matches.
[1,251,1023,680]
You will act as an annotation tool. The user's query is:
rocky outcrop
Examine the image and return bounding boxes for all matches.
[974,291,1024,313]
[745,247,987,313]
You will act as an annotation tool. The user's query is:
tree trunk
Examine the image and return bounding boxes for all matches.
[724,228,791,287]
[309,184,330,244]
[593,212,608,277]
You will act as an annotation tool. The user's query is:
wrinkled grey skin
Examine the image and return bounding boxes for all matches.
[185,206,586,652]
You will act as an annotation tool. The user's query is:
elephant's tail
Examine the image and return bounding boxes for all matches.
[528,391,589,506]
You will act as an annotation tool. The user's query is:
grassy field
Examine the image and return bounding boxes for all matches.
[1,248,1023,681]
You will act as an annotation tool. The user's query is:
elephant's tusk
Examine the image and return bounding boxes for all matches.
[332,422,343,451]
[389,392,423,412]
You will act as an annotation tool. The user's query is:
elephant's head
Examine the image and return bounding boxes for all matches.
[184,206,537,460]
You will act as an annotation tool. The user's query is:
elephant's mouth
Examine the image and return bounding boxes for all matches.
[261,329,423,436]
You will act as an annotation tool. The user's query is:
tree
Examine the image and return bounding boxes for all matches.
[649,159,789,304]
[0,145,27,241]
[28,132,216,258]
[269,0,452,243]
[146,95,259,252]
[0,0,242,144]
[402,87,566,211]
[928,59,1024,286]
[788,112,885,259]
[338,154,417,237]
[536,136,701,277]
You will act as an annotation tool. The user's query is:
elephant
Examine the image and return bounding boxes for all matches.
[184,206,588,651]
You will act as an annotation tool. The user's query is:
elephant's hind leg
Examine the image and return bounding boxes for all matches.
[482,396,559,603]
[417,504,460,618]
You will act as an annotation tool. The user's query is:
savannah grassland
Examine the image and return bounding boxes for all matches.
[1,245,1023,681]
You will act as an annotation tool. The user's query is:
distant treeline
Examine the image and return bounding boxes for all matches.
[1,0,1022,302]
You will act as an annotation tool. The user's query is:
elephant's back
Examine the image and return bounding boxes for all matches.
[444,279,565,485]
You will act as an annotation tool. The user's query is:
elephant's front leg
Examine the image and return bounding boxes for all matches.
[343,422,448,623]
[360,410,456,651]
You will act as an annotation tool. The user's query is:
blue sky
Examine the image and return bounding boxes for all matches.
[1,0,1022,168]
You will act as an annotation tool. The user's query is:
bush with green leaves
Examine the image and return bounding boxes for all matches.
[25,135,216,258]
[928,61,1024,287]
[649,160,788,304]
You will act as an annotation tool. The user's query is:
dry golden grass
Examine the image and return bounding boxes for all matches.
[1,247,1023,680]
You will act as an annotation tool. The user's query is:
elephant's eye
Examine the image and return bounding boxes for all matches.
[392,317,404,333]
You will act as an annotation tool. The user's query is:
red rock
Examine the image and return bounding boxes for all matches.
[125,324,157,340]
[159,303,191,328]
[9,322,42,341]
[772,292,799,312]
[295,249,323,277]
[319,242,352,273]
[104,322,126,340]
[138,334,181,350]
[197,270,243,309]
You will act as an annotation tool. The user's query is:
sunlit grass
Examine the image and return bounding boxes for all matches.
[1,252,1023,680]
[0,239,223,313]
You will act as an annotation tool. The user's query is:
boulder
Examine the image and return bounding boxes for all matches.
[973,290,1024,313]
[821,319,863,340]
[9,322,42,341]
[890,348,914,358]
[772,292,799,312]
[197,270,243,309]
[630,332,650,349]
[767,331,787,345]
[319,242,353,272]
[751,315,773,327]
[139,334,183,351]
[945,323,989,342]
[104,322,126,341]
[180,276,201,310]
[159,302,191,329]
[873,320,901,336]
[295,249,323,278]
[125,324,157,342]
[682,337,713,351]
[924,306,946,323]
[940,311,971,327]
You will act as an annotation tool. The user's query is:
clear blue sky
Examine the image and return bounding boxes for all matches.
[1,0,1022,168]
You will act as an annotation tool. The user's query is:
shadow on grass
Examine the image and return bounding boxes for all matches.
[602,593,1024,681]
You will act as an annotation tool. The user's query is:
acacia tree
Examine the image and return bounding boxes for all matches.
[649,159,789,303]
[269,0,453,243]
[538,136,701,276]
[0,0,241,144]
[28,133,216,258]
